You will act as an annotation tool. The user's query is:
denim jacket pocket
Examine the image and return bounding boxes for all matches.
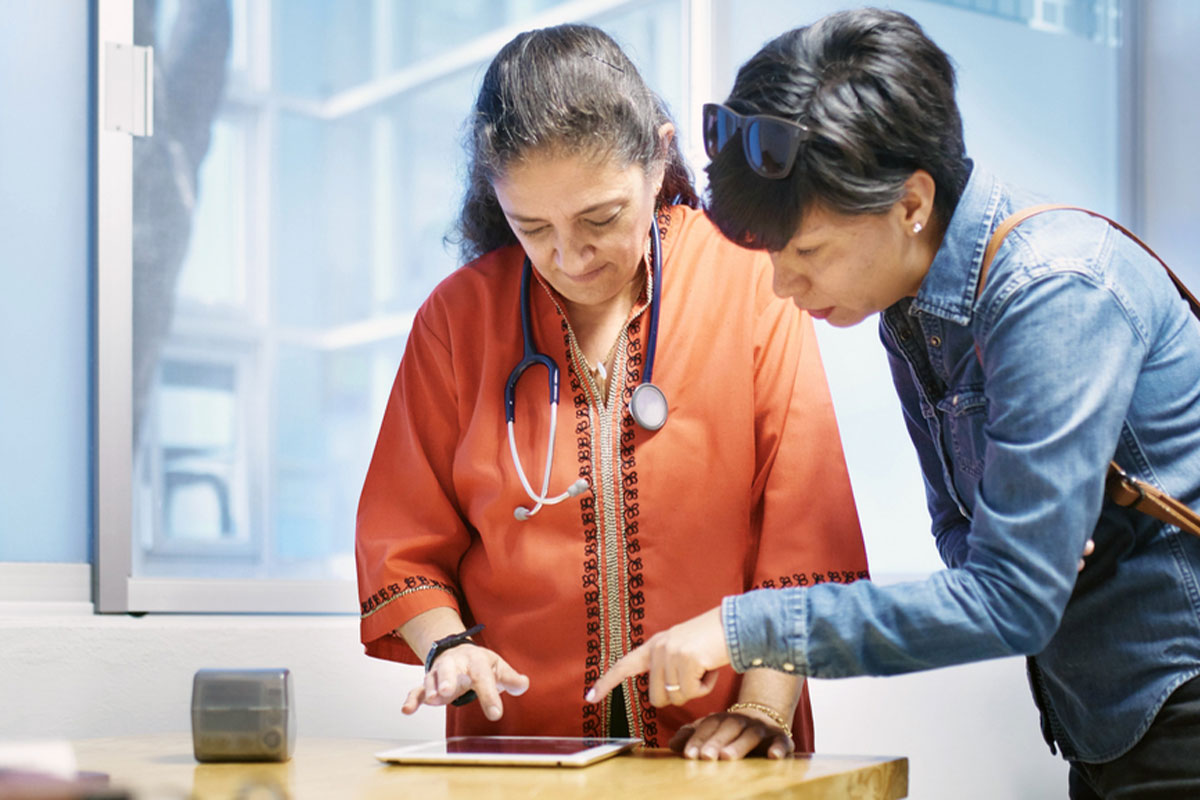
[937,388,988,479]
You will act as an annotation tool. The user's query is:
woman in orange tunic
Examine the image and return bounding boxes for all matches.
[356,23,867,759]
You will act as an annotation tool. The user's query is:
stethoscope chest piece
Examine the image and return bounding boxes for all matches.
[629,382,668,431]
[507,219,668,520]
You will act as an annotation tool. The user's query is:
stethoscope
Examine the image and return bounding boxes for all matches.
[505,221,668,521]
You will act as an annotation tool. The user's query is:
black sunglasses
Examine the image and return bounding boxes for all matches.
[702,102,810,180]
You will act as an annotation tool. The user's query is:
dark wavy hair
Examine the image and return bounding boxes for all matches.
[705,8,970,252]
[451,24,698,263]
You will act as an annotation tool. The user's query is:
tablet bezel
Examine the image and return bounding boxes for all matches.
[374,735,641,768]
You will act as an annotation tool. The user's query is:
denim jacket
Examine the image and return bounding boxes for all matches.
[722,164,1200,762]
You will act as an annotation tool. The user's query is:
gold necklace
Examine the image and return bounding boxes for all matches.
[588,231,653,391]
[590,336,622,385]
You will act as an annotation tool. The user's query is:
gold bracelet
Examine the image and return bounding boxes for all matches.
[726,702,793,740]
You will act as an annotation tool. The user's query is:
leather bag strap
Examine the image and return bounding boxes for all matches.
[975,204,1200,538]
[978,204,1200,317]
[1106,462,1200,537]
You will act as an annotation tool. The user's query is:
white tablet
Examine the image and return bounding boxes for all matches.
[375,736,641,768]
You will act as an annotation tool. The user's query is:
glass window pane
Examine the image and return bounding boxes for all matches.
[274,5,374,101]
[158,360,242,544]
[127,0,683,600]
[600,1,686,142]
[176,118,247,310]
[391,1,570,70]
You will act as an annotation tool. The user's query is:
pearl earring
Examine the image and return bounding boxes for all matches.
[912,221,924,234]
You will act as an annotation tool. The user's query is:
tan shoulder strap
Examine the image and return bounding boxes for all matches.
[1106,462,1200,539]
[977,203,1200,317]
[975,204,1200,539]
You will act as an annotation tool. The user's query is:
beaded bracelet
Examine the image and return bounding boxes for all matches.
[727,702,793,741]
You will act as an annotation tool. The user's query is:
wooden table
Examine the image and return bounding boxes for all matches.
[73,735,907,799]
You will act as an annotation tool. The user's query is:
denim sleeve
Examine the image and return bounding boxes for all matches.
[726,272,1147,677]
[880,324,972,569]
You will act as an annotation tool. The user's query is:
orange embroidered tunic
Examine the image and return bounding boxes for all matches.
[357,206,867,749]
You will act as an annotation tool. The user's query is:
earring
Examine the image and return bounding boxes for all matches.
[912,221,924,234]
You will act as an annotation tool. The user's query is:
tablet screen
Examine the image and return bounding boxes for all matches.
[375,736,641,767]
[447,737,601,755]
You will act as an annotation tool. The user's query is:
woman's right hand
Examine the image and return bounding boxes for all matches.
[402,643,530,721]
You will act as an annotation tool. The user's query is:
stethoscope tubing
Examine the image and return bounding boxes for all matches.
[643,220,663,384]
[505,222,665,519]
[504,263,559,424]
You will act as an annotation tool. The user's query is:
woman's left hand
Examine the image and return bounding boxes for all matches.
[669,709,794,761]
[1078,538,1095,572]
[586,606,728,707]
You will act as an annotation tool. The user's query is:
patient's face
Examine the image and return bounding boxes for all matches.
[769,202,929,327]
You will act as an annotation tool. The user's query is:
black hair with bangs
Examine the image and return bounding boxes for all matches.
[704,8,970,252]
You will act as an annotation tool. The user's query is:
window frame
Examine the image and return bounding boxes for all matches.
[94,0,1138,613]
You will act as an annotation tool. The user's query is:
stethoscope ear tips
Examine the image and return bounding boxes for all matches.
[513,479,589,520]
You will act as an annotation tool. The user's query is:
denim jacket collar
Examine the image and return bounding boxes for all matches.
[911,162,1005,326]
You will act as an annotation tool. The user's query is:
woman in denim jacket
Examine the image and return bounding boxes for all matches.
[586,8,1200,796]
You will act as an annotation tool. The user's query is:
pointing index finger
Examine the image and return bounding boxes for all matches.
[585,646,650,704]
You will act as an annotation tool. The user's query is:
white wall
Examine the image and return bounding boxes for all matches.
[0,607,441,743]
[811,660,1065,798]
[0,601,1063,799]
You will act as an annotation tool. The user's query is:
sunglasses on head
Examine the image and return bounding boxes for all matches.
[702,102,810,180]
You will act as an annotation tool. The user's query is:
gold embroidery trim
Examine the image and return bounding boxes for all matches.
[535,251,653,740]
[360,583,456,620]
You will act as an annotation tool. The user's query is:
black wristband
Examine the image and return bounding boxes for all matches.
[424,624,485,707]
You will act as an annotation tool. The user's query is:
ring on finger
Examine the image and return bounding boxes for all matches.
[664,683,682,692]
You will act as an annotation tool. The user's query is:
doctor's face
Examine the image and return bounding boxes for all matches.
[492,149,661,312]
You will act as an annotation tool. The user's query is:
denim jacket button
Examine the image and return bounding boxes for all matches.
[930,335,942,347]
[782,663,796,672]
[750,658,763,667]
